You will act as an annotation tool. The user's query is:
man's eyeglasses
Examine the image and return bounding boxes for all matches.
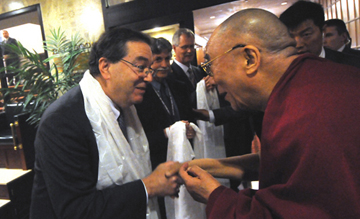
[121,59,154,77]
[200,44,246,76]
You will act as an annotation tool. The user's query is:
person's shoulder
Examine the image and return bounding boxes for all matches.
[42,86,83,119]
[344,47,360,57]
[171,61,181,71]
[191,64,207,76]
[324,47,360,68]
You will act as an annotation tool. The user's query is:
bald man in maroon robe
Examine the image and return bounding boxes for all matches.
[178,9,360,219]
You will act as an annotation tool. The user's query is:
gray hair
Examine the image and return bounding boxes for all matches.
[172,28,195,46]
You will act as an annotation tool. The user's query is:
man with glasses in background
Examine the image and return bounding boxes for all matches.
[30,28,181,219]
[170,28,207,107]
[136,37,196,219]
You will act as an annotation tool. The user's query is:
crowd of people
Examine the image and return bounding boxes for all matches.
[29,0,360,218]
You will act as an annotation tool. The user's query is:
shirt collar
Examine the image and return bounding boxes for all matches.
[338,44,346,52]
[174,59,190,74]
[109,100,120,119]
[151,80,161,91]
[319,47,326,58]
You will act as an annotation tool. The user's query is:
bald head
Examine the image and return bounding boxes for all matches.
[205,9,298,112]
[2,30,9,39]
[210,9,295,53]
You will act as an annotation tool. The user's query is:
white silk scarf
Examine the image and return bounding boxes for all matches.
[80,71,160,219]
[165,121,206,219]
[196,80,229,187]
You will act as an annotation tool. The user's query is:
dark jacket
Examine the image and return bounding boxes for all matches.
[30,86,148,219]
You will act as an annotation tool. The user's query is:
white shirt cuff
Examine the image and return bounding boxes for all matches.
[141,180,149,204]
[208,110,215,123]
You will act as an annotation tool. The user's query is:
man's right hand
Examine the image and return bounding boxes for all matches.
[142,161,182,198]
[179,162,221,204]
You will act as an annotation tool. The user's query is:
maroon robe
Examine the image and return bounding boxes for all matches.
[206,54,360,218]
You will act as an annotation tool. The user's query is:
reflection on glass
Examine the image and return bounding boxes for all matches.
[107,0,135,7]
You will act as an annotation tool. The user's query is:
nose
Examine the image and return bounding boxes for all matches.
[144,72,153,82]
[294,36,304,50]
[161,59,169,68]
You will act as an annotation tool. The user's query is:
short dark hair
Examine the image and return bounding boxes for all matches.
[324,19,349,37]
[279,1,324,31]
[150,37,172,55]
[89,27,151,76]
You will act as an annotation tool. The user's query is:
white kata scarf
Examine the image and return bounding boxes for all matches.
[196,80,229,187]
[165,121,206,219]
[80,71,160,219]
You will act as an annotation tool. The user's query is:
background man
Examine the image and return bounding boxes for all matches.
[279,0,360,68]
[178,8,360,218]
[323,18,360,57]
[135,37,195,219]
[170,28,206,107]
[30,28,181,219]
[1,30,19,84]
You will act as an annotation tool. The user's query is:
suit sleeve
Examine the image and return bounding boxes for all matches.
[33,110,147,219]
[212,106,253,126]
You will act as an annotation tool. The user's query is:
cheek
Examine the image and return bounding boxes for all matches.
[151,62,161,70]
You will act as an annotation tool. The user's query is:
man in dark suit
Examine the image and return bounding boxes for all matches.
[279,1,360,68]
[323,19,360,58]
[30,28,181,219]
[1,30,20,84]
[170,28,207,107]
[136,37,196,219]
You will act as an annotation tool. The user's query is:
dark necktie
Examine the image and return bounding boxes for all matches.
[118,109,128,141]
[188,67,196,87]
[160,82,172,112]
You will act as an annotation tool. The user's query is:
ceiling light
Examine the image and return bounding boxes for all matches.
[210,16,216,19]
[281,1,288,5]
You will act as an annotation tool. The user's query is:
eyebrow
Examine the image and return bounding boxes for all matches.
[134,56,150,63]
[300,27,313,35]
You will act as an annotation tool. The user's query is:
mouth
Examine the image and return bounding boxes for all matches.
[297,50,307,55]
[135,86,146,91]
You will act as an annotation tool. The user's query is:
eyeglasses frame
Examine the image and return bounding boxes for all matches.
[200,44,246,76]
[120,59,154,77]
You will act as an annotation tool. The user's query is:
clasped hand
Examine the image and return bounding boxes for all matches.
[178,162,221,204]
[143,161,183,198]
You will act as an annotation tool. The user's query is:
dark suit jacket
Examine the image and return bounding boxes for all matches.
[135,78,195,170]
[2,37,20,71]
[342,46,360,58]
[30,86,148,219]
[324,47,360,68]
[169,62,207,107]
[2,37,17,56]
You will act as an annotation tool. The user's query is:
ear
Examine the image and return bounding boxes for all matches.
[98,57,111,80]
[340,32,349,44]
[243,45,260,75]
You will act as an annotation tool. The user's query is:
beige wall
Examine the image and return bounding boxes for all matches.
[0,0,105,43]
